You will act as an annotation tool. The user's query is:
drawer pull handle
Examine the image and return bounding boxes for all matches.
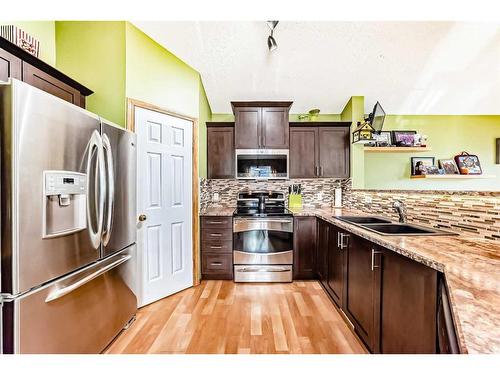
[210,262,223,266]
[208,221,223,224]
[210,233,222,237]
[210,246,222,249]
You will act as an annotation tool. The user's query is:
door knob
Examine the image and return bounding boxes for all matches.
[138,214,147,222]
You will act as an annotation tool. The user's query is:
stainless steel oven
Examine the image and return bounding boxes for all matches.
[233,216,293,282]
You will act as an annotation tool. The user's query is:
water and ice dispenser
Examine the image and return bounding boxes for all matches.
[43,171,87,238]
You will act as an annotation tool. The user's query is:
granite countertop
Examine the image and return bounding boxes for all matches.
[200,206,500,354]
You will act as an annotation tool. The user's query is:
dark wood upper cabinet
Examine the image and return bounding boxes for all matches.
[289,122,350,178]
[207,123,235,179]
[289,127,318,178]
[0,39,93,108]
[261,107,289,148]
[234,107,261,149]
[293,216,317,279]
[343,234,381,353]
[22,63,84,107]
[232,102,292,149]
[0,47,21,81]
[318,127,350,178]
[379,248,437,354]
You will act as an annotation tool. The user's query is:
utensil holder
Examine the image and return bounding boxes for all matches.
[288,194,303,208]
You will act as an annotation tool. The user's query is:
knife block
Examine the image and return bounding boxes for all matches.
[288,193,303,208]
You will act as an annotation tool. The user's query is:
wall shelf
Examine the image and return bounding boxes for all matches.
[410,174,496,180]
[364,146,431,153]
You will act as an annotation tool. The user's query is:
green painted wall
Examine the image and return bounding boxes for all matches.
[55,21,126,126]
[341,96,365,189]
[364,115,500,191]
[198,78,212,178]
[1,21,56,66]
[125,23,200,119]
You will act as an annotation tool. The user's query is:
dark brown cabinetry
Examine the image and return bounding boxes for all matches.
[232,102,292,149]
[22,63,85,107]
[201,216,233,280]
[316,219,330,284]
[289,123,350,178]
[379,248,437,353]
[327,226,346,307]
[0,39,92,108]
[206,123,235,179]
[293,216,317,279]
[343,235,382,353]
[0,47,21,81]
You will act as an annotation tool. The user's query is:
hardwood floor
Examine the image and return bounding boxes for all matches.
[105,280,367,354]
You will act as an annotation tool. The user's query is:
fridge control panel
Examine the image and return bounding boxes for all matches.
[44,171,87,196]
[42,171,87,239]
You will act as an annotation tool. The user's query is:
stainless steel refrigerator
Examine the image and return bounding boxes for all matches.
[0,79,137,354]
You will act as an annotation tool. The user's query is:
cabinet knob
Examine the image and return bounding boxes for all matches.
[138,214,147,222]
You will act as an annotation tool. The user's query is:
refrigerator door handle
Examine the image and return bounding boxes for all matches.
[44,254,132,303]
[86,130,106,249]
[101,133,115,246]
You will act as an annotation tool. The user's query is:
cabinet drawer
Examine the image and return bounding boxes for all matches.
[202,240,233,254]
[202,228,233,242]
[202,253,233,279]
[201,216,233,229]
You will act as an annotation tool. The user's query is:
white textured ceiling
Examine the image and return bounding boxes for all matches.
[133,21,500,114]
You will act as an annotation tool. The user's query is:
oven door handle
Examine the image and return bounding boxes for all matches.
[238,267,290,273]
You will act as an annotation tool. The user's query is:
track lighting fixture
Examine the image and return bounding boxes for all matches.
[267,21,279,51]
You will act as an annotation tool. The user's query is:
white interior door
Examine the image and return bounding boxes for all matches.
[136,107,193,307]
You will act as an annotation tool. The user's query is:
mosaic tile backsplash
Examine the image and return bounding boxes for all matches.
[344,190,500,240]
[200,177,500,240]
[200,178,351,209]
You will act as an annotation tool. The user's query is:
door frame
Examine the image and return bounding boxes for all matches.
[126,98,201,287]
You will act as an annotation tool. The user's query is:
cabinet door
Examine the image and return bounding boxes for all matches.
[0,47,22,81]
[22,62,84,107]
[289,127,318,178]
[316,219,329,285]
[207,127,235,178]
[318,127,350,178]
[327,226,345,307]
[293,217,317,279]
[380,249,437,353]
[234,107,261,149]
[344,235,381,353]
[261,107,289,149]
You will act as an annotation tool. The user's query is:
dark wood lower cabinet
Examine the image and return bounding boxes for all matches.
[327,226,345,307]
[201,216,233,280]
[293,217,317,279]
[379,248,437,353]
[316,219,330,285]
[343,235,381,353]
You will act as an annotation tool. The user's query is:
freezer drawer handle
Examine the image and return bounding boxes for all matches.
[238,267,290,273]
[44,254,132,303]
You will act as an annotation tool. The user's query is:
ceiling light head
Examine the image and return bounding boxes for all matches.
[267,21,279,30]
[267,35,277,51]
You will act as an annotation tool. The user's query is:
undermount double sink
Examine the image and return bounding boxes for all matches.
[335,216,457,236]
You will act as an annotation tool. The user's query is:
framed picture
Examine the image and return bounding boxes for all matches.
[454,152,482,175]
[392,131,417,147]
[411,156,435,176]
[438,159,459,175]
[373,131,392,146]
